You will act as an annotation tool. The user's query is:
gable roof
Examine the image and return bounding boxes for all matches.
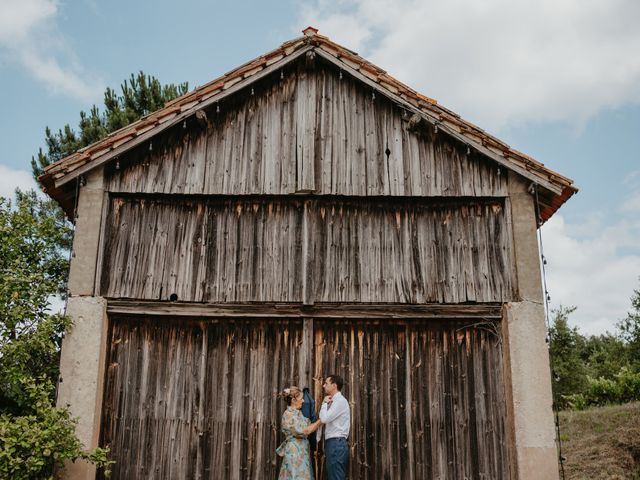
[40,27,576,223]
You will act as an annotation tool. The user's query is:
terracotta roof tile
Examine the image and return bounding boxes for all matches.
[265,53,284,66]
[157,112,177,124]
[179,100,199,112]
[135,123,156,135]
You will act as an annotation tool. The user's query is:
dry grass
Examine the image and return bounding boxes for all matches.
[558,402,640,479]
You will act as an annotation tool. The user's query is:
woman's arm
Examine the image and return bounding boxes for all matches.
[283,411,313,438]
[303,419,322,435]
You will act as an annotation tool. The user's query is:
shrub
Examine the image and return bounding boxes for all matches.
[0,378,112,479]
[615,367,640,404]
[563,368,640,409]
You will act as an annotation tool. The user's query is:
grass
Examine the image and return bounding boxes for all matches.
[558,402,640,479]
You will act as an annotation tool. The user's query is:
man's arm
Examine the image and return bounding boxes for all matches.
[319,397,347,424]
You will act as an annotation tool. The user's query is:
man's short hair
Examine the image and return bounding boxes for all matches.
[327,374,344,391]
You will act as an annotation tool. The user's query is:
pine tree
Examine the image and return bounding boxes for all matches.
[31,71,188,181]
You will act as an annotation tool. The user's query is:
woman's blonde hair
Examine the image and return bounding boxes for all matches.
[278,386,302,406]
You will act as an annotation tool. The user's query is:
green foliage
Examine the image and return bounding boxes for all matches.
[0,378,112,479]
[0,192,110,477]
[550,306,588,407]
[563,369,640,410]
[618,281,640,372]
[0,192,73,411]
[550,302,640,410]
[581,332,631,380]
[31,71,189,180]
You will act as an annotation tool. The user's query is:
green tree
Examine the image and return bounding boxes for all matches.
[549,306,588,408]
[31,71,188,180]
[618,279,640,372]
[0,192,110,477]
[0,190,71,409]
[581,332,630,380]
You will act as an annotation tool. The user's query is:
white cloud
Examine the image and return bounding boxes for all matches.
[0,165,37,199]
[543,213,640,336]
[297,0,640,130]
[0,0,103,102]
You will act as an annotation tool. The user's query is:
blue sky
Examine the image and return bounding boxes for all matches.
[1,0,639,334]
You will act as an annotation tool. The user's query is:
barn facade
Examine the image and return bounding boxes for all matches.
[42,28,576,479]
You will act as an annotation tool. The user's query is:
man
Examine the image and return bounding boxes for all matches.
[319,374,350,480]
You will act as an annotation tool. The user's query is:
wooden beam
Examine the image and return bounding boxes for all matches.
[299,317,314,387]
[92,190,110,296]
[106,300,503,319]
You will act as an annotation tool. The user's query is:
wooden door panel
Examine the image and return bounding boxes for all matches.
[313,319,510,480]
[101,317,302,479]
[102,316,509,479]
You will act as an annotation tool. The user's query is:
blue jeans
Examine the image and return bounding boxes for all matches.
[325,437,348,480]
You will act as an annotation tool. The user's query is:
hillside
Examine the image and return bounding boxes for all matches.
[559,402,640,479]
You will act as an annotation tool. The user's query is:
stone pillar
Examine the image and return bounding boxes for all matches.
[56,168,108,480]
[504,174,559,480]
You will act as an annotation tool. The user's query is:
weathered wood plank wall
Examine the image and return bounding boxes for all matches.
[101,316,509,479]
[100,196,515,303]
[105,64,507,198]
[314,319,510,479]
[101,316,303,480]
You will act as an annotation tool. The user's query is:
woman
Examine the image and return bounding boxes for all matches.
[277,386,322,480]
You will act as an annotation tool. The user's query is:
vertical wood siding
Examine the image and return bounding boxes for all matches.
[314,319,510,479]
[310,199,515,303]
[100,197,305,302]
[101,317,303,480]
[100,197,515,303]
[102,316,509,479]
[105,63,507,198]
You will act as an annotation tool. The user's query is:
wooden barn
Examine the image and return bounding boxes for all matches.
[41,27,577,479]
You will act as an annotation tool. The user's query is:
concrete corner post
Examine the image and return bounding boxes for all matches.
[505,174,559,479]
[56,168,108,479]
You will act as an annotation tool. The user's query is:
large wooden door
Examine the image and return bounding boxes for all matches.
[313,319,511,479]
[101,316,303,479]
[101,316,510,479]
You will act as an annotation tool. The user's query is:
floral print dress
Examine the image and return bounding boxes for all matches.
[276,406,313,480]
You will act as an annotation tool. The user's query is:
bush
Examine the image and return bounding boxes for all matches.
[0,378,112,479]
[615,367,640,404]
[563,368,640,409]
[586,377,621,406]
[562,393,588,411]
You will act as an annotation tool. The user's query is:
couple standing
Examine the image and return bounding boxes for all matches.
[277,374,350,480]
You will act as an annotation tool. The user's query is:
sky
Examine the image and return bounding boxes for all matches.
[1,0,639,335]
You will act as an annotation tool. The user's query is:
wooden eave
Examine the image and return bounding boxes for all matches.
[40,27,577,223]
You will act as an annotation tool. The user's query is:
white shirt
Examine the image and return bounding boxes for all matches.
[319,391,351,440]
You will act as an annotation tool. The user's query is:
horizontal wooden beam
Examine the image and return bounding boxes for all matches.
[106,300,503,320]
